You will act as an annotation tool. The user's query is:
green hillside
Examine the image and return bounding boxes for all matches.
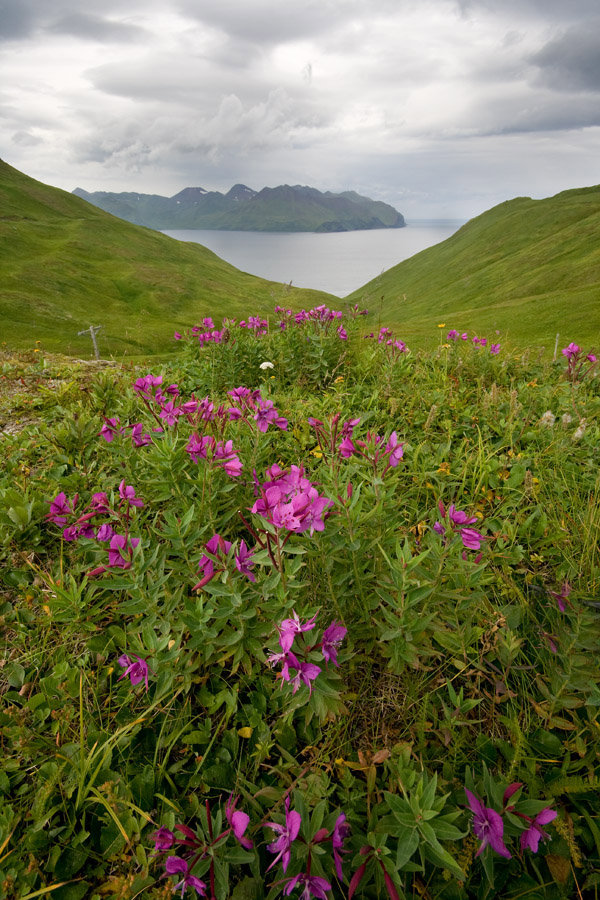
[0,160,334,358]
[349,186,600,348]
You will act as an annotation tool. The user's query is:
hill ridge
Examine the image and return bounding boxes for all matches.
[348,184,600,345]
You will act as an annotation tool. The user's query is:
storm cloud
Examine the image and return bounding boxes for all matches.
[1,0,599,217]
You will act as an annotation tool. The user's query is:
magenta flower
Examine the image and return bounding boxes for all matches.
[587,353,597,363]
[447,329,459,340]
[289,661,322,695]
[214,439,243,477]
[164,857,207,897]
[62,525,79,541]
[548,580,572,612]
[338,435,357,458]
[321,621,347,666]
[384,431,405,468]
[465,790,511,858]
[117,654,151,690]
[562,342,581,360]
[119,481,144,507]
[225,795,253,849]
[159,400,182,427]
[520,807,557,853]
[331,813,351,878]
[460,527,484,550]
[47,492,75,525]
[490,343,501,354]
[433,521,446,536]
[131,423,152,447]
[266,796,302,872]
[234,540,255,581]
[151,827,175,852]
[133,374,162,397]
[283,873,332,898]
[279,610,318,652]
[107,533,140,569]
[194,534,232,588]
[90,492,110,512]
[100,416,123,443]
[448,505,477,527]
[254,398,288,432]
[186,433,214,463]
[96,523,114,542]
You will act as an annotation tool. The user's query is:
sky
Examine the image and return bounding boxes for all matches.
[1,0,600,219]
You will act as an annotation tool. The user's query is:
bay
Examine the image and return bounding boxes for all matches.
[162,220,466,298]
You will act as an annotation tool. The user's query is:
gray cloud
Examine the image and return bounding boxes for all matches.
[0,0,37,40]
[531,23,600,92]
[176,0,401,46]
[12,130,43,146]
[2,0,600,218]
[46,12,147,43]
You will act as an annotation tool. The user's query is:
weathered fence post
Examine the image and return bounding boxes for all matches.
[78,325,102,360]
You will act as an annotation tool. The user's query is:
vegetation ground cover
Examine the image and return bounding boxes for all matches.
[1,311,599,899]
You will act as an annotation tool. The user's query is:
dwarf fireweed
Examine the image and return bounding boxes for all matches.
[267,611,347,697]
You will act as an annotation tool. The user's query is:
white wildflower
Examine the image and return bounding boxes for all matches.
[539,411,555,428]
[259,361,274,370]
[561,413,573,427]
[572,420,587,441]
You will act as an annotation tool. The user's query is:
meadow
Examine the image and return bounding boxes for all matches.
[1,308,599,900]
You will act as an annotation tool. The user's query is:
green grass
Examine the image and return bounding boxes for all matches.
[348,186,600,348]
[0,161,334,358]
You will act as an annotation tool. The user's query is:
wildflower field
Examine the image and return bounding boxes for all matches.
[1,307,599,900]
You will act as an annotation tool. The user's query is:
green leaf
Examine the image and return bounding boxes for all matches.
[395,826,420,868]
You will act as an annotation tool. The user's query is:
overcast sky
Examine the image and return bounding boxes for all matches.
[1,0,600,218]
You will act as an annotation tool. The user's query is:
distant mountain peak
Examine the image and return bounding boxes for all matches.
[170,186,209,203]
[226,184,256,202]
[72,182,405,232]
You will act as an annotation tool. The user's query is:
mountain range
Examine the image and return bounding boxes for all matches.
[71,183,405,233]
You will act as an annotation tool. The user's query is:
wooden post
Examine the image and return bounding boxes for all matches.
[78,325,102,359]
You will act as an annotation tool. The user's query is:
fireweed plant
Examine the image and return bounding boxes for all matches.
[1,311,600,899]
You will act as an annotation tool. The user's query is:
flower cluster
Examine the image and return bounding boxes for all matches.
[275,303,344,332]
[185,434,242,477]
[446,329,501,354]
[193,533,255,589]
[251,465,332,535]
[561,341,597,382]
[336,425,405,476]
[364,325,409,357]
[151,795,254,898]
[227,386,288,433]
[47,483,144,573]
[466,783,556,859]
[267,611,347,695]
[434,500,485,552]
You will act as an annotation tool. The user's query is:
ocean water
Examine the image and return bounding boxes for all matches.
[162,220,466,297]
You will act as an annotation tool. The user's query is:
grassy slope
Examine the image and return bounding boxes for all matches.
[0,161,334,358]
[348,186,600,348]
